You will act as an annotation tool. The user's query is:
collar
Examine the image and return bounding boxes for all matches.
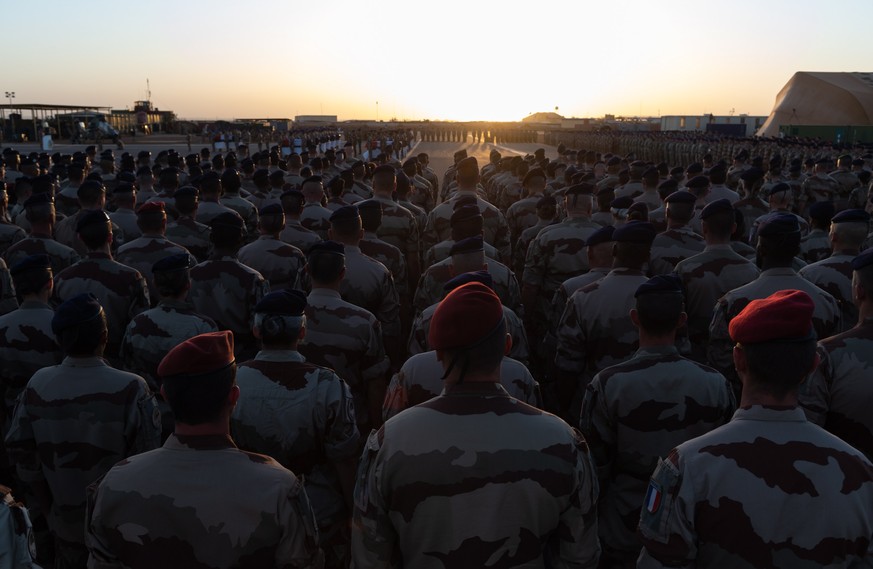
[760,267,798,277]
[62,356,108,368]
[159,298,193,310]
[607,267,645,277]
[19,299,52,310]
[704,243,734,251]
[254,350,306,363]
[634,345,679,358]
[164,433,237,451]
[732,405,807,422]
[86,251,112,260]
[441,382,510,397]
[309,287,342,300]
[343,245,361,254]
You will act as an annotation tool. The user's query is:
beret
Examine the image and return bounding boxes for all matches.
[453,149,468,160]
[253,169,270,182]
[815,157,831,165]
[451,204,482,226]
[429,282,504,351]
[456,156,479,174]
[76,209,111,233]
[565,183,596,196]
[402,158,419,170]
[259,203,284,216]
[78,179,105,197]
[52,293,103,335]
[523,168,546,186]
[658,179,679,192]
[685,175,710,190]
[210,211,245,231]
[757,212,800,238]
[831,209,870,224]
[586,225,615,247]
[329,205,360,223]
[158,331,235,378]
[709,164,726,176]
[443,270,494,293]
[729,289,814,344]
[700,198,734,220]
[606,156,621,166]
[808,201,836,222]
[174,186,198,198]
[308,240,345,257]
[254,289,307,316]
[24,192,54,208]
[136,166,153,177]
[852,248,873,271]
[570,172,586,184]
[373,164,396,176]
[280,189,304,201]
[136,201,165,215]
[20,156,35,166]
[740,167,764,183]
[32,175,54,194]
[765,182,792,197]
[853,158,865,166]
[138,150,152,158]
[152,253,194,273]
[536,195,557,208]
[9,254,51,276]
[735,149,749,160]
[610,196,634,209]
[665,190,697,204]
[351,160,365,169]
[396,171,411,194]
[627,202,649,220]
[268,169,285,180]
[686,163,703,174]
[86,173,103,183]
[117,170,137,183]
[613,221,656,244]
[635,274,683,298]
[450,235,484,256]
[356,199,382,212]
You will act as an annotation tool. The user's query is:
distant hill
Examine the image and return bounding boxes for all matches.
[522,112,564,123]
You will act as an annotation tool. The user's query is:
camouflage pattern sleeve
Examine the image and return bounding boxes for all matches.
[129,270,151,321]
[637,452,693,569]
[552,429,601,569]
[352,429,395,568]
[579,377,615,488]
[555,297,586,374]
[125,378,162,456]
[318,374,360,462]
[0,260,17,316]
[706,297,737,385]
[277,480,327,569]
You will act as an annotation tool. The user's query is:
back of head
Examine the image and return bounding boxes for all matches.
[307,241,345,285]
[52,293,107,356]
[634,275,685,336]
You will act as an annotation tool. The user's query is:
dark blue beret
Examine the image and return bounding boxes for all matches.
[449,235,484,256]
[701,198,734,220]
[831,209,870,224]
[537,195,557,208]
[685,175,709,190]
[757,212,800,238]
[210,211,244,231]
[259,203,284,216]
[254,289,307,316]
[764,182,792,198]
[665,190,697,204]
[10,254,51,276]
[658,179,679,192]
[635,274,684,298]
[253,169,270,182]
[280,189,304,201]
[269,169,286,180]
[451,204,482,225]
[586,225,615,247]
[152,253,194,273]
[174,186,198,198]
[308,240,345,257]
[356,199,382,212]
[78,179,105,196]
[76,209,110,233]
[606,156,621,166]
[24,192,54,208]
[396,171,411,193]
[117,171,137,184]
[329,205,360,223]
[52,293,103,334]
[808,201,836,222]
[565,183,595,196]
[373,164,396,177]
[112,182,135,195]
[852,248,873,271]
[32,175,53,194]
[443,270,494,293]
[610,196,634,209]
[613,221,657,244]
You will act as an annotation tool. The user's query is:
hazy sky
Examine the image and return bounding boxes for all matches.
[3,0,872,122]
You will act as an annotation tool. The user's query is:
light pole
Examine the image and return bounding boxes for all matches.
[4,92,14,142]
[376,101,379,122]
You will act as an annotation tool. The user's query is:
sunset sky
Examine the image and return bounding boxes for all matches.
[3,0,872,122]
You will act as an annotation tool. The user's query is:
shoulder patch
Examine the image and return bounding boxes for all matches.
[639,454,681,544]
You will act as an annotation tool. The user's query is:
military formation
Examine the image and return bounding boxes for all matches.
[1,133,873,569]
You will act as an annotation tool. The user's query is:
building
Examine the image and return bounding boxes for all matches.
[660,115,766,137]
[109,100,176,135]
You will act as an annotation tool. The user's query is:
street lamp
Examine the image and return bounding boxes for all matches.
[4,91,14,142]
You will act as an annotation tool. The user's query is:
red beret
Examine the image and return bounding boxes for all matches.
[429,282,504,351]
[729,290,814,344]
[137,201,166,215]
[158,331,235,378]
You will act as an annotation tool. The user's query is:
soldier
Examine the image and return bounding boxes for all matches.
[439,148,467,201]
[115,201,190,301]
[648,191,706,276]
[513,195,558,277]
[800,201,835,263]
[800,209,869,332]
[6,293,160,567]
[369,165,420,287]
[580,275,734,566]
[219,168,259,236]
[638,290,873,568]
[194,170,236,226]
[705,163,740,204]
[416,152,440,200]
[55,162,85,217]
[674,199,760,360]
[53,210,150,362]
[300,176,333,239]
[85,331,323,569]
[708,212,841,394]
[108,183,140,241]
[801,158,841,212]
[299,241,391,436]
[506,167,548,245]
[357,200,409,321]
[238,203,307,291]
[749,183,810,243]
[165,186,212,262]
[279,189,322,254]
[830,154,860,209]
[0,182,25,256]
[425,203,501,268]
[554,221,655,417]
[53,180,122,257]
[725,148,750,190]
[631,167,662,212]
[402,158,434,213]
[4,193,79,273]
[353,281,599,568]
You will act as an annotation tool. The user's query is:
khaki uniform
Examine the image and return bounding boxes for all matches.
[238,235,308,291]
[280,220,322,254]
[648,227,706,276]
[414,256,521,315]
[505,195,544,245]
[424,238,501,269]
[340,246,401,339]
[802,173,842,205]
[423,191,511,261]
[359,233,408,302]
[116,234,190,299]
[300,203,334,240]
[4,234,80,275]
[799,228,832,263]
[370,196,419,272]
[220,194,259,236]
[800,254,856,333]
[0,221,25,256]
[166,217,212,262]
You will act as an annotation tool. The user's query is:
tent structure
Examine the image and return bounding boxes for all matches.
[756,72,873,137]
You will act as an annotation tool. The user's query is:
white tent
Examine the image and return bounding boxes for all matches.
[756,72,873,137]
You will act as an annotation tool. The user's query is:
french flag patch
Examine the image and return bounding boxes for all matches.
[645,481,662,514]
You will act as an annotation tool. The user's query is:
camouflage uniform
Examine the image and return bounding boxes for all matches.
[5,357,160,561]
[382,351,541,421]
[299,288,391,434]
[115,234,190,299]
[800,318,873,460]
[300,203,333,240]
[0,220,25,256]
[54,212,126,257]
[638,405,873,568]
[85,433,323,569]
[407,303,529,364]
[231,349,359,568]
[369,196,419,276]
[166,216,212,262]
[423,192,511,261]
[799,253,856,333]
[188,254,269,358]
[513,219,554,277]
[425,238,501,269]
[194,200,237,227]
[220,194,259,236]
[648,227,706,276]
[340,246,401,339]
[238,235,308,291]
[359,232,408,302]
[708,268,841,388]
[541,268,612,361]
[505,194,543,243]
[353,382,600,568]
[580,345,735,562]
[750,211,810,244]
[799,228,832,264]
[802,172,842,205]
[3,234,80,275]
[52,252,151,358]
[280,219,322,254]
[414,256,522,315]
[0,259,14,316]
[108,208,140,242]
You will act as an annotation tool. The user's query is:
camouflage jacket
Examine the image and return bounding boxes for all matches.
[580,345,735,556]
[3,233,80,275]
[513,220,555,277]
[340,246,401,338]
[360,233,408,301]
[369,196,419,271]
[300,203,333,240]
[648,226,706,276]
[85,433,323,569]
[238,235,308,292]
[280,220,322,255]
[5,356,160,544]
[638,406,873,568]
[799,253,857,333]
[220,194,260,236]
[413,256,521,316]
[423,191,511,261]
[505,195,544,246]
[425,238,501,269]
[231,350,360,526]
[116,234,190,300]
[354,382,600,569]
[0,221,25,257]
[166,216,212,263]
[799,228,832,264]
[0,259,15,316]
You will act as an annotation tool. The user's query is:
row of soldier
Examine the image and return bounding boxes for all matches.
[1,138,873,567]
